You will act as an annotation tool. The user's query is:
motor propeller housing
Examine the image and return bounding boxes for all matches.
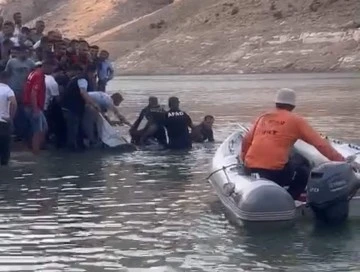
[307,161,360,224]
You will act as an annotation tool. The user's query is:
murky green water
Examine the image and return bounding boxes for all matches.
[0,74,359,271]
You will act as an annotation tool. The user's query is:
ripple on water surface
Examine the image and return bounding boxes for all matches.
[1,74,360,271]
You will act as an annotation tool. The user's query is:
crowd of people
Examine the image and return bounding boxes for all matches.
[0,12,215,166]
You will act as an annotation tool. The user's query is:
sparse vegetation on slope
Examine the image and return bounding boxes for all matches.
[1,0,359,74]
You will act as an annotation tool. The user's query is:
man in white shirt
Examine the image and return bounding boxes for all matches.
[83,91,131,146]
[44,74,60,111]
[0,21,19,46]
[0,71,17,165]
[44,74,61,147]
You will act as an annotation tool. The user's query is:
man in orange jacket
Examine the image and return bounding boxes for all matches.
[240,88,345,200]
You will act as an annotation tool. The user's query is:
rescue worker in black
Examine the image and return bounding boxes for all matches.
[163,96,193,150]
[129,96,167,146]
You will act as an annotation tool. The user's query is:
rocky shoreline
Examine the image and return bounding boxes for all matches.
[116,67,359,76]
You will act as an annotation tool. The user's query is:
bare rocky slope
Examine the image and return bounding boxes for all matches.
[1,0,359,74]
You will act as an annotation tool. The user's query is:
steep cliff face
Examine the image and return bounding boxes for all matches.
[1,0,359,74]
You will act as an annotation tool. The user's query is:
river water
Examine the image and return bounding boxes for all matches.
[1,73,360,271]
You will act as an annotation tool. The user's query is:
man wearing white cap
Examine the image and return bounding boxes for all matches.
[240,88,345,200]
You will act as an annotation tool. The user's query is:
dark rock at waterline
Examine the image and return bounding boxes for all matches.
[231,7,239,15]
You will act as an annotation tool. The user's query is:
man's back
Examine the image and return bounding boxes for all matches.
[62,76,86,115]
[88,91,112,112]
[164,109,192,149]
[244,109,301,170]
[143,105,166,124]
[23,68,46,110]
[243,108,344,170]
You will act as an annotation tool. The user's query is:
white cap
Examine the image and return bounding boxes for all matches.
[274,88,296,106]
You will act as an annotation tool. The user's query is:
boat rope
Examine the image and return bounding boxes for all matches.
[223,165,232,184]
[206,163,240,181]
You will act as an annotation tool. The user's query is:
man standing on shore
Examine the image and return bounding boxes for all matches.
[30,20,45,43]
[97,50,114,92]
[13,12,23,38]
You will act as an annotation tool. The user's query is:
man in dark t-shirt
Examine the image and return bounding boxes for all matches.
[191,115,215,143]
[61,64,100,151]
[130,96,166,146]
[163,96,193,150]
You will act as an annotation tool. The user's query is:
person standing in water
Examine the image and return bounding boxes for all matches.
[23,59,56,154]
[5,45,35,141]
[82,92,131,147]
[240,88,345,200]
[0,71,17,165]
[130,96,167,146]
[61,64,101,151]
[163,96,193,150]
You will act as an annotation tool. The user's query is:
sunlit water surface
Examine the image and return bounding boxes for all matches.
[1,73,360,271]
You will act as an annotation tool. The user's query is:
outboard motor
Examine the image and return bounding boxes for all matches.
[307,161,360,224]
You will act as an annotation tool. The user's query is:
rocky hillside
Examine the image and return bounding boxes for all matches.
[1,0,359,74]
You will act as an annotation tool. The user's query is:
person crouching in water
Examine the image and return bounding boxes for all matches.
[240,88,345,200]
[23,59,56,154]
[163,96,193,150]
[130,96,167,146]
[0,71,17,165]
[82,92,131,147]
[191,115,215,143]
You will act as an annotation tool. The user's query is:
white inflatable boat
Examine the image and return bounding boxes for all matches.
[208,125,360,226]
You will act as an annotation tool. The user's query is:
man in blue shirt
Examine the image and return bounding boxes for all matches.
[97,50,114,92]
